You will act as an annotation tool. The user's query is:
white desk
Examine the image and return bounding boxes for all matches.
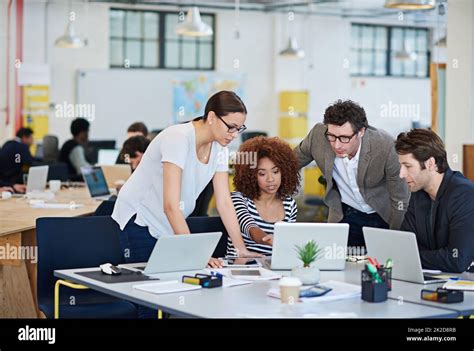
[54,264,461,319]
[388,278,474,316]
[323,263,474,317]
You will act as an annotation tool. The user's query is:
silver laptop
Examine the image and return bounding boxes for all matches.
[270,222,349,271]
[81,166,111,201]
[128,232,222,275]
[363,227,447,284]
[26,165,49,193]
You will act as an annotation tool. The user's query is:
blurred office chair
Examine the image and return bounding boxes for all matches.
[93,200,116,216]
[36,216,137,319]
[42,135,59,163]
[241,131,268,143]
[189,181,214,217]
[186,216,229,258]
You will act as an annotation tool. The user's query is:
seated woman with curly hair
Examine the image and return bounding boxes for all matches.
[227,136,301,256]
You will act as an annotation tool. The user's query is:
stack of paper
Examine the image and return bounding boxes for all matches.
[443,280,474,291]
[133,280,202,294]
[221,277,252,288]
[267,280,361,303]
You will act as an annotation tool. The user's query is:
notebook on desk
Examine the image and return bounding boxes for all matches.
[133,280,202,294]
[76,269,160,284]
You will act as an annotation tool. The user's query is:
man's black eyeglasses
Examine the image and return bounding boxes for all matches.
[325,130,358,144]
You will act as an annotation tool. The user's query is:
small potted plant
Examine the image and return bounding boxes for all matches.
[292,240,323,285]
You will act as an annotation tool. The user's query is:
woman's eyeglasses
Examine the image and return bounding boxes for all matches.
[216,115,247,134]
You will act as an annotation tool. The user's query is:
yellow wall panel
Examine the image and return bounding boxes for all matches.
[278,117,307,139]
[304,167,326,197]
[279,91,308,114]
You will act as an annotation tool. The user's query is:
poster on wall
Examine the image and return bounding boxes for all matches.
[172,73,245,124]
[22,85,50,157]
[19,63,50,154]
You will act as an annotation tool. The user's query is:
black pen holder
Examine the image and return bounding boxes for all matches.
[361,269,388,303]
[378,265,392,291]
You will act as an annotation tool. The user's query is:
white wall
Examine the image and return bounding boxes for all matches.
[23,0,109,145]
[0,0,17,143]
[445,0,474,172]
[8,1,437,148]
[274,13,432,139]
[19,1,275,147]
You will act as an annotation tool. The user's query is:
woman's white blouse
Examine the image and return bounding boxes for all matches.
[112,122,229,238]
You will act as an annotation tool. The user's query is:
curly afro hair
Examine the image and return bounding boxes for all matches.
[233,136,301,200]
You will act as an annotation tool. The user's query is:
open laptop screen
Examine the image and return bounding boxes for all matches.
[81,166,110,197]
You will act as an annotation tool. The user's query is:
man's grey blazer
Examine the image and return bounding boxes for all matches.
[294,123,410,229]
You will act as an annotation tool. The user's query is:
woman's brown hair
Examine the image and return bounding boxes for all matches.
[194,91,247,121]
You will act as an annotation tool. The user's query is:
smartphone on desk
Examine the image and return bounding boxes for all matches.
[224,257,260,267]
[299,285,332,298]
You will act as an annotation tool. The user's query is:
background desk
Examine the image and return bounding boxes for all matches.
[54,264,461,319]
[0,188,99,318]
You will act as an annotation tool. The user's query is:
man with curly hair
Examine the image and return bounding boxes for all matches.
[227,136,301,256]
[295,100,410,249]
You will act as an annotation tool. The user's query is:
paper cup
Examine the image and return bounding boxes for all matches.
[279,277,302,304]
[49,180,61,193]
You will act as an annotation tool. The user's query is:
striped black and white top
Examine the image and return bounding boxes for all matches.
[227,191,298,256]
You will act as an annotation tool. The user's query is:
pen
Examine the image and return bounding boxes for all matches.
[366,263,382,283]
[368,256,380,269]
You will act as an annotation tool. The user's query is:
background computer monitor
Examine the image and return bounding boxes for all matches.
[97,149,120,165]
[85,140,116,164]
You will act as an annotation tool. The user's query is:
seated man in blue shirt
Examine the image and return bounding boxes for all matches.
[0,127,34,187]
[396,129,474,273]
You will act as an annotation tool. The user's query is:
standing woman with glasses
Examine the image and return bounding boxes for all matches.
[112,91,261,273]
[294,99,409,249]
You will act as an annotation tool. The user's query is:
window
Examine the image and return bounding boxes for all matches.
[109,8,215,70]
[350,24,430,78]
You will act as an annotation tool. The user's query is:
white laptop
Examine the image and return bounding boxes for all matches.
[270,222,349,271]
[26,165,49,193]
[80,166,111,201]
[363,227,447,284]
[97,149,120,165]
[126,232,222,275]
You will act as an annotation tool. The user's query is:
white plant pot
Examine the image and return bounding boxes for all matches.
[291,266,320,285]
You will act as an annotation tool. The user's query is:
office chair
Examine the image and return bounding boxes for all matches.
[241,131,268,143]
[42,135,59,163]
[186,216,229,258]
[93,200,116,216]
[189,181,214,217]
[36,216,137,319]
